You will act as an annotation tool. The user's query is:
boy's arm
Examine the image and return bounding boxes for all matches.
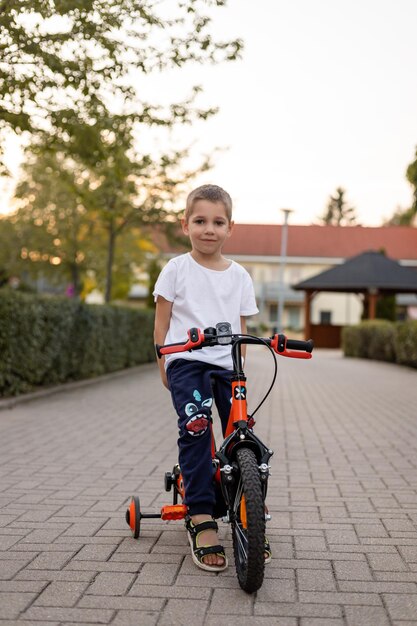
[154,296,173,389]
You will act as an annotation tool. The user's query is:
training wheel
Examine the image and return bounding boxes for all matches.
[125,495,141,539]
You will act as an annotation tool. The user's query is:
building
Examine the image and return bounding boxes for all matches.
[153,224,417,332]
[223,224,417,332]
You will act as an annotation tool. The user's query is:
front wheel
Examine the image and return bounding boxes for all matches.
[231,447,265,593]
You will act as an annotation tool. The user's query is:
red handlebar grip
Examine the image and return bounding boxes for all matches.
[270,334,313,359]
[155,328,205,358]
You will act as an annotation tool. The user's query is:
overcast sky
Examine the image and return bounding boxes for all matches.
[2,0,417,226]
[180,0,417,226]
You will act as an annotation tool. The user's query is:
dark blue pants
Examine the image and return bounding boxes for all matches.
[166,359,233,516]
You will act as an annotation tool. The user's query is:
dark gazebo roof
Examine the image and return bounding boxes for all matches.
[293,251,417,294]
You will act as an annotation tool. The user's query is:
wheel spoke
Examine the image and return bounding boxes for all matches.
[235,522,248,561]
[233,480,243,513]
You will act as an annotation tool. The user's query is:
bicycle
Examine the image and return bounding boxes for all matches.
[125,322,313,593]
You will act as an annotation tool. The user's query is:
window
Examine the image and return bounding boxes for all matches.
[320,311,332,325]
[287,306,301,330]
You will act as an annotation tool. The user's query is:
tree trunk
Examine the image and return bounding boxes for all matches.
[70,262,80,296]
[105,222,116,303]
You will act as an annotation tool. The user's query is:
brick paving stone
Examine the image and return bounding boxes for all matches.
[175,573,240,589]
[1,351,417,624]
[64,560,140,573]
[300,620,345,626]
[383,593,417,620]
[132,562,179,586]
[20,528,68,543]
[367,552,408,572]
[0,535,24,550]
[159,598,209,626]
[15,569,97,582]
[297,569,337,591]
[33,580,89,607]
[383,518,417,532]
[27,550,77,570]
[354,523,389,538]
[344,605,391,625]
[208,587,254,614]
[299,591,383,605]
[0,592,38,619]
[78,595,165,611]
[294,536,327,552]
[73,543,119,561]
[204,613,298,626]
[339,580,417,593]
[128,583,211,599]
[255,578,297,603]
[22,607,115,622]
[333,560,373,581]
[109,610,160,625]
[0,559,32,580]
[325,529,359,544]
[62,520,107,536]
[0,580,47,592]
[255,602,343,618]
[399,545,417,562]
[86,572,135,595]
[0,622,60,626]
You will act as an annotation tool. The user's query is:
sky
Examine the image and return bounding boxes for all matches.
[2,0,417,226]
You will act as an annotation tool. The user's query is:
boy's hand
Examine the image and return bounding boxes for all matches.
[161,369,169,389]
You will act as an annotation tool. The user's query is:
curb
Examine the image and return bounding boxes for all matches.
[0,362,156,411]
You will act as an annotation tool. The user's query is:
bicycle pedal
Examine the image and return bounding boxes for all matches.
[160,504,188,521]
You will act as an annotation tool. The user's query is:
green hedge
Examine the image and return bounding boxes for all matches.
[0,291,155,397]
[342,319,417,368]
[395,320,417,368]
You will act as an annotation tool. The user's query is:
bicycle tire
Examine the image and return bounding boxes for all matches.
[231,447,265,593]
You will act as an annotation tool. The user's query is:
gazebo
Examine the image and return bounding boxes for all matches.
[293,251,417,347]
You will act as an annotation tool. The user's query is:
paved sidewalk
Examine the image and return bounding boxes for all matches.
[1,350,417,625]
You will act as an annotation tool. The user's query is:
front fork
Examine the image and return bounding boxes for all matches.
[215,423,273,520]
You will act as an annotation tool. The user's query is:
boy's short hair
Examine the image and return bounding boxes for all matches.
[185,184,232,222]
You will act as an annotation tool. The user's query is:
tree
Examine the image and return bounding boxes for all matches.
[383,147,417,227]
[146,257,163,309]
[383,206,415,226]
[13,147,94,294]
[2,1,241,300]
[0,216,22,285]
[319,187,358,226]
[405,147,417,223]
[13,114,210,301]
[0,1,242,156]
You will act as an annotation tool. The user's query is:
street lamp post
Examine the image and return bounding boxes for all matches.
[277,208,293,332]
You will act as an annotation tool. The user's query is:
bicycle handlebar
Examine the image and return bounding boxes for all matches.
[156,327,313,360]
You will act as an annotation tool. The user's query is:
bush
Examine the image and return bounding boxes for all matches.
[394,320,417,368]
[342,319,416,368]
[366,320,396,362]
[342,325,365,358]
[0,291,155,396]
[342,320,396,360]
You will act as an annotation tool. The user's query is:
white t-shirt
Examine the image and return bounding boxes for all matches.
[153,253,259,370]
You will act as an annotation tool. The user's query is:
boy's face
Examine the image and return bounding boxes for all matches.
[182,200,233,257]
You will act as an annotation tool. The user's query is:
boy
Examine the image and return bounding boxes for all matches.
[153,184,259,571]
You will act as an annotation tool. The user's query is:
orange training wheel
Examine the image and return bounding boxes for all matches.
[125,495,141,539]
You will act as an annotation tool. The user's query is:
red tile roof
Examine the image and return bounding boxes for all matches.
[222,224,417,261]
[152,224,417,262]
